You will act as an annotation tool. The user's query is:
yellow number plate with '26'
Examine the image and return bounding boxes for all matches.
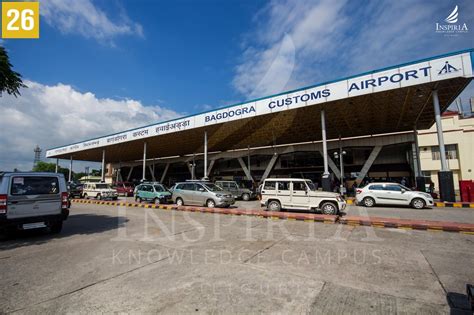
[2,2,39,39]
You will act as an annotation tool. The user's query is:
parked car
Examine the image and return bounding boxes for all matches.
[172,181,235,208]
[114,181,134,197]
[355,182,434,209]
[215,180,256,201]
[82,182,118,200]
[67,181,83,198]
[134,183,171,204]
[260,178,345,215]
[0,172,70,235]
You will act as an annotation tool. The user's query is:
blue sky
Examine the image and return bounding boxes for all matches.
[0,0,473,171]
[8,0,262,112]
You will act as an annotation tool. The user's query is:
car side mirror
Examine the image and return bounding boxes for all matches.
[198,188,205,192]
[401,189,406,193]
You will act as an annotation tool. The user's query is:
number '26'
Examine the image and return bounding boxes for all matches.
[6,8,35,31]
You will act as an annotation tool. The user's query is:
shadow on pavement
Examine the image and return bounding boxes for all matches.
[447,290,473,314]
[0,213,128,250]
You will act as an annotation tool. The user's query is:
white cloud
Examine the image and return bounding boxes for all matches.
[233,0,347,98]
[40,0,144,42]
[0,81,180,171]
[234,0,473,99]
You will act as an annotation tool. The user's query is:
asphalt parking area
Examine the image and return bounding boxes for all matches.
[1,202,473,313]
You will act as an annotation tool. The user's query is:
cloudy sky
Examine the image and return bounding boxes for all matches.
[0,0,473,171]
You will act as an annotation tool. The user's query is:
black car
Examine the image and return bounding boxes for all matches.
[67,182,84,198]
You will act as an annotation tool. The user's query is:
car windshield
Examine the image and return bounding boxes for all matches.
[204,183,223,192]
[306,180,316,191]
[154,185,166,192]
[95,184,110,189]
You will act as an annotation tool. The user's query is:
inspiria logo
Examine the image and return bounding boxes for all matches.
[436,5,469,36]
[445,5,458,23]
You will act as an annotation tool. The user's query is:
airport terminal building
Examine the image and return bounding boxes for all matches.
[46,49,474,201]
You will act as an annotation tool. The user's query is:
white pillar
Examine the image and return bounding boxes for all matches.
[432,90,448,171]
[321,110,329,176]
[142,142,147,181]
[247,145,251,177]
[204,131,208,179]
[101,149,105,182]
[413,129,422,177]
[55,158,59,173]
[68,156,73,182]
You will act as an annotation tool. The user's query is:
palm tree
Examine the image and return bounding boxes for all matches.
[0,46,26,97]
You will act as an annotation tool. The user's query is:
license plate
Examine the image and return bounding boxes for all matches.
[22,222,46,230]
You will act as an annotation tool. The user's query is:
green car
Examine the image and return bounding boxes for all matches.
[134,183,171,204]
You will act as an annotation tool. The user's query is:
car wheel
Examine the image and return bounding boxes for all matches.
[411,198,425,209]
[154,198,160,205]
[206,199,216,208]
[320,202,337,215]
[242,193,250,201]
[363,197,375,207]
[176,198,184,206]
[50,221,63,234]
[267,200,281,212]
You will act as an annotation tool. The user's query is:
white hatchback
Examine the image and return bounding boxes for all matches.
[356,182,434,209]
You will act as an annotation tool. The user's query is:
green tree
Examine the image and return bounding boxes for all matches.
[90,169,101,176]
[73,172,87,181]
[33,161,70,179]
[0,46,26,97]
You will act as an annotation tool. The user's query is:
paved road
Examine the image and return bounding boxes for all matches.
[1,202,473,313]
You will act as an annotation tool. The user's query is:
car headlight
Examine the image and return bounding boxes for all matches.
[216,194,223,198]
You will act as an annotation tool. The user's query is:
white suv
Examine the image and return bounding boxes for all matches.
[0,172,70,236]
[260,178,346,215]
[82,182,118,200]
[356,182,434,209]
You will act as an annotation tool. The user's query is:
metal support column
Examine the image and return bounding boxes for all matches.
[101,149,105,182]
[55,158,59,173]
[261,154,278,182]
[338,138,345,194]
[142,142,147,181]
[433,90,448,171]
[204,131,208,179]
[160,163,170,183]
[432,90,455,201]
[247,145,251,179]
[321,109,330,191]
[68,156,73,182]
[238,157,254,181]
[207,160,215,177]
[126,166,134,181]
[413,129,422,177]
